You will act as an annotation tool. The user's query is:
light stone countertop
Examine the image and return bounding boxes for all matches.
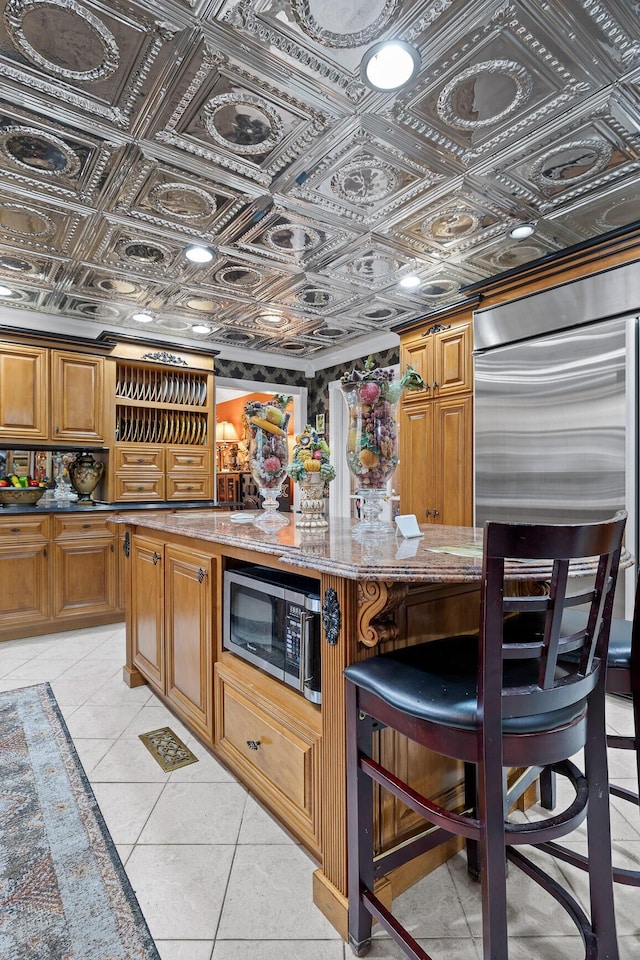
[118,510,628,584]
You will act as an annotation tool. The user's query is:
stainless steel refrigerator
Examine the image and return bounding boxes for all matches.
[473,313,637,618]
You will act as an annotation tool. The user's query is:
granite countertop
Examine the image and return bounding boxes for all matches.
[118,510,626,584]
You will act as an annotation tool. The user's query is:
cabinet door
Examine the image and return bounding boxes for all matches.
[398,402,434,524]
[130,535,164,687]
[52,538,116,618]
[0,543,50,628]
[399,335,432,402]
[51,351,105,443]
[164,545,214,741]
[432,322,472,397]
[0,344,48,439]
[431,396,473,526]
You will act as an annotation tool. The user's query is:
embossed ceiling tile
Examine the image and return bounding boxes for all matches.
[90,219,192,278]
[112,151,250,236]
[57,295,125,322]
[71,266,166,304]
[0,246,59,282]
[458,231,565,280]
[286,124,445,228]
[319,236,426,292]
[347,298,417,327]
[532,0,640,76]
[0,282,48,308]
[485,95,640,214]
[149,39,333,188]
[274,275,359,315]
[232,205,355,269]
[544,172,640,241]
[0,191,86,254]
[394,2,596,165]
[0,0,180,129]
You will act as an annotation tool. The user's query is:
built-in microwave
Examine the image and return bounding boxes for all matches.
[222,565,322,703]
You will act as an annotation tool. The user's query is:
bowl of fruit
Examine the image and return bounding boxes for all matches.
[0,476,47,507]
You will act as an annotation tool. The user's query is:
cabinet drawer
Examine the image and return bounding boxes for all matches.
[53,515,114,540]
[166,448,210,473]
[166,475,212,500]
[115,476,165,501]
[0,514,50,542]
[214,660,321,852]
[114,445,164,472]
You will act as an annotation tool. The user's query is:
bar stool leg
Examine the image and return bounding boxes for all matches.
[346,680,375,957]
[477,750,510,960]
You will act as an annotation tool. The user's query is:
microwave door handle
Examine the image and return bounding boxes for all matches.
[301,611,313,693]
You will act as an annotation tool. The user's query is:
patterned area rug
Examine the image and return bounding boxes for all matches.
[0,683,160,960]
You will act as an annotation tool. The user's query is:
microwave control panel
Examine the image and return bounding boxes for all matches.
[284,603,303,670]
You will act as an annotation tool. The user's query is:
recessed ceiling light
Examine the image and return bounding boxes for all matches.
[261,314,282,324]
[508,223,536,240]
[0,285,13,296]
[185,245,214,263]
[132,312,154,323]
[361,40,421,92]
[399,275,421,289]
[191,323,212,334]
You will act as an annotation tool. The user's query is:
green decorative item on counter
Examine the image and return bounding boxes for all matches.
[340,355,425,537]
[287,424,335,529]
[245,393,292,528]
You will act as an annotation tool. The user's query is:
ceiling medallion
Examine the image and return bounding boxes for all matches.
[347,253,400,280]
[148,182,216,220]
[597,196,640,231]
[290,0,402,48]
[0,126,81,176]
[215,264,262,287]
[116,240,169,265]
[422,279,459,298]
[222,331,254,343]
[317,326,343,339]
[421,206,480,241]
[437,60,533,131]
[0,253,37,273]
[185,297,219,313]
[490,243,545,269]
[4,0,120,82]
[297,288,334,307]
[529,139,612,187]
[203,93,283,156]
[0,202,56,237]
[360,305,398,321]
[279,341,305,353]
[77,302,120,319]
[95,277,141,296]
[155,318,191,332]
[331,157,399,205]
[264,223,321,255]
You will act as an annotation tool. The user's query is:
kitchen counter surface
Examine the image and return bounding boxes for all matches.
[120,509,625,583]
[0,499,235,515]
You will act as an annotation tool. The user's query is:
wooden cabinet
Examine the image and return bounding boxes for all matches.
[109,360,214,502]
[50,351,105,444]
[400,320,472,403]
[129,533,214,741]
[399,396,473,527]
[399,319,473,525]
[0,343,105,443]
[215,656,321,854]
[52,515,116,618]
[0,343,49,440]
[0,513,50,630]
[217,472,240,504]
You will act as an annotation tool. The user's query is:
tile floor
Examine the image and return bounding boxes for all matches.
[1,621,639,960]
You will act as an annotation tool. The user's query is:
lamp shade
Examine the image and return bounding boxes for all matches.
[215,420,239,443]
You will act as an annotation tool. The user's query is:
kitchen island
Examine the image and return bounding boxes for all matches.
[119,510,606,939]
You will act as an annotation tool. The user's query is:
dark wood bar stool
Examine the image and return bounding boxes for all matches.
[536,575,640,885]
[344,514,626,960]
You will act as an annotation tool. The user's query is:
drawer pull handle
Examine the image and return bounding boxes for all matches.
[197,567,208,583]
[82,523,91,529]
[152,551,161,565]
[10,527,20,533]
[246,740,261,751]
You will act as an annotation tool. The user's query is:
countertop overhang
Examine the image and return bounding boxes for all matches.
[116,510,630,584]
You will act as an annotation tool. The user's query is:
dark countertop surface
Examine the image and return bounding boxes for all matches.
[0,499,238,515]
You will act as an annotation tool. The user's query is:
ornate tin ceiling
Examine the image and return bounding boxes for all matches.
[0,0,638,362]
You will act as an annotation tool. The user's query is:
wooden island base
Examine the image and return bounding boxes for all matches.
[120,511,560,939]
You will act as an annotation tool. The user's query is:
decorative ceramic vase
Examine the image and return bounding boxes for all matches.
[68,451,104,504]
[297,474,328,529]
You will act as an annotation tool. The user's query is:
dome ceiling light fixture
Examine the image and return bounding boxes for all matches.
[0,284,13,296]
[508,222,536,240]
[132,312,154,323]
[191,323,212,334]
[185,244,214,263]
[399,275,421,289]
[361,40,421,92]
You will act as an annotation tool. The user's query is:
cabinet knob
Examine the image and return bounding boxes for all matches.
[432,381,439,390]
[246,740,261,751]
[425,509,431,517]
[197,567,208,583]
[43,548,48,558]
[10,527,20,533]
[82,523,91,529]
[433,509,439,518]
[152,551,161,565]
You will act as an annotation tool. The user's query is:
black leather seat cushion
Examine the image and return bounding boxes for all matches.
[344,635,585,734]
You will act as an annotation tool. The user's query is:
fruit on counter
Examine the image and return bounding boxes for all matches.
[28,479,40,487]
[0,474,47,488]
[0,480,7,487]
